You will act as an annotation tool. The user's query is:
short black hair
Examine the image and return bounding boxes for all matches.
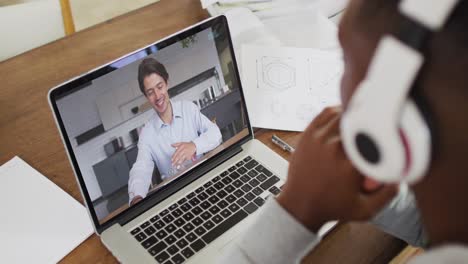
[138,58,169,95]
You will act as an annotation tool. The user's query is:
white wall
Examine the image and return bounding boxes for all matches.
[56,28,226,201]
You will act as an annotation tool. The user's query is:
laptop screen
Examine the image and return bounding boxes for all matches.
[49,16,251,230]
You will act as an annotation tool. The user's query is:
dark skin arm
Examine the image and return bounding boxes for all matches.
[277,106,398,232]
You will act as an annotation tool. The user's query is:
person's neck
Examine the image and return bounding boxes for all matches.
[158,101,173,124]
[413,166,468,247]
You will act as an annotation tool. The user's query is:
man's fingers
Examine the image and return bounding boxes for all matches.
[311,106,342,128]
[355,185,398,219]
[172,142,182,148]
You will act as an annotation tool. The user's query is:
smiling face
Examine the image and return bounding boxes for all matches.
[143,73,170,115]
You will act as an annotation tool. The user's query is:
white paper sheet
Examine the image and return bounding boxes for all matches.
[242,45,343,131]
[0,157,94,264]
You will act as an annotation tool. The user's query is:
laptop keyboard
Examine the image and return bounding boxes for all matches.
[129,156,284,264]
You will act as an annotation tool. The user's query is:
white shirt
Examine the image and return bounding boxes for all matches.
[219,192,468,263]
[128,100,222,201]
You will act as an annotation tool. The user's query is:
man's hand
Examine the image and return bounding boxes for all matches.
[277,106,398,232]
[130,196,143,206]
[171,142,197,166]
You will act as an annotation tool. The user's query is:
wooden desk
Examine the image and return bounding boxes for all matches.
[0,0,406,262]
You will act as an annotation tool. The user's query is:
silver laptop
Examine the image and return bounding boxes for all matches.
[48,15,288,264]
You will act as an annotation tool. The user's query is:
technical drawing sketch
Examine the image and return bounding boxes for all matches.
[257,56,296,91]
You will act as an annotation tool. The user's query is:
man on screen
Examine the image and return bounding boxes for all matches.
[128,58,222,205]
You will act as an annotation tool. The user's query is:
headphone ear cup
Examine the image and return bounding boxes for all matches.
[398,99,432,184]
[340,98,431,184]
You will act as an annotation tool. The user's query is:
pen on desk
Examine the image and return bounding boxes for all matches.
[272,134,295,153]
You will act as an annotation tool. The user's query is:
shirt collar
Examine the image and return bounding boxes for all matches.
[154,100,183,128]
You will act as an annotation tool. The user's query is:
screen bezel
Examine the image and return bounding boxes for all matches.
[48,15,253,234]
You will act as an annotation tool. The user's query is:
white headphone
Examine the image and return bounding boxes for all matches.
[341,0,460,184]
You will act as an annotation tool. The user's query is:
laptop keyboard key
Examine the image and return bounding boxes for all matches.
[191,239,206,252]
[149,241,167,256]
[225,194,236,203]
[185,232,197,242]
[142,236,158,249]
[154,220,165,229]
[236,197,248,207]
[195,187,204,193]
[203,181,213,188]
[256,165,273,177]
[174,229,186,239]
[244,159,258,170]
[189,197,200,207]
[150,215,160,223]
[252,187,263,196]
[183,223,194,232]
[181,247,195,259]
[169,204,178,210]
[160,209,170,217]
[269,186,281,195]
[203,220,215,230]
[191,206,203,215]
[229,171,240,179]
[217,200,228,209]
[208,195,220,204]
[240,175,250,183]
[228,166,236,172]
[180,203,192,212]
[163,214,175,224]
[232,180,243,188]
[244,192,255,201]
[144,226,156,236]
[249,179,260,187]
[197,192,208,201]
[176,238,188,249]
[194,226,207,236]
[206,187,216,195]
[244,202,259,214]
[260,175,280,190]
[167,245,179,255]
[200,201,211,210]
[236,160,245,167]
[177,198,187,205]
[254,197,265,207]
[241,184,252,193]
[220,209,232,218]
[237,167,247,175]
[248,170,259,178]
[201,211,212,220]
[131,227,141,235]
[212,214,223,224]
[135,232,147,242]
[216,190,227,199]
[187,192,196,199]
[192,217,203,226]
[209,205,220,215]
[212,175,221,182]
[155,251,170,263]
[183,212,194,222]
[156,230,168,239]
[165,235,176,245]
[228,203,240,212]
[172,254,185,264]
[224,185,235,193]
[243,156,252,162]
[221,177,232,185]
[256,173,267,182]
[220,171,229,177]
[233,189,245,198]
[141,221,151,229]
[202,210,248,244]
[174,218,186,227]
[172,209,183,218]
